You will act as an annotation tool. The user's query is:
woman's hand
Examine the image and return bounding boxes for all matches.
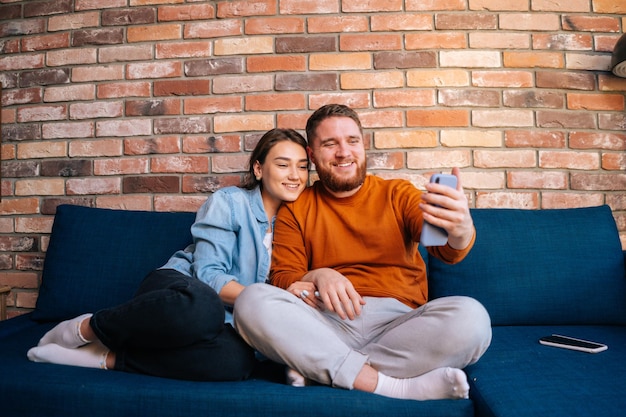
[286,281,324,310]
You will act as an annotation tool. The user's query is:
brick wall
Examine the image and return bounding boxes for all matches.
[1,0,625,317]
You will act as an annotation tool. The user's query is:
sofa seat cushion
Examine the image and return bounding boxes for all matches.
[466,325,626,417]
[0,315,474,417]
[428,205,626,325]
[32,205,196,322]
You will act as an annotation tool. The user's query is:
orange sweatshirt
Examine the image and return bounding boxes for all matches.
[270,175,475,308]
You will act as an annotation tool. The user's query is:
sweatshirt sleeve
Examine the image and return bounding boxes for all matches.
[269,202,309,289]
[426,225,476,264]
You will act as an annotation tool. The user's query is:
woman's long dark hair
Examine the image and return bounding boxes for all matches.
[241,128,309,190]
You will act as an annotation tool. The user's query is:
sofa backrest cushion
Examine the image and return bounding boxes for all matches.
[32,205,196,322]
[428,205,626,326]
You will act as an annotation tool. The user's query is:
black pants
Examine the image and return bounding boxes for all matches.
[90,269,255,381]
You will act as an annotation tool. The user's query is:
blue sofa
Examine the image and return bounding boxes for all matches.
[0,203,624,417]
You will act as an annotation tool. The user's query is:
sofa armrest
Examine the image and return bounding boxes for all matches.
[0,286,10,321]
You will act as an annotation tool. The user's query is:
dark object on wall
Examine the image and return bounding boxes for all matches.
[611,33,626,77]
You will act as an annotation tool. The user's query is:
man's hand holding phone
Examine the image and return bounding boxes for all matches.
[420,167,474,249]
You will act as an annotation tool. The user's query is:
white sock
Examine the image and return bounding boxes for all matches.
[38,313,93,348]
[285,367,308,387]
[27,341,109,370]
[374,367,469,401]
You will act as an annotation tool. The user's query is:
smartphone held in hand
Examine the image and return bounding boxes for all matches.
[420,174,458,247]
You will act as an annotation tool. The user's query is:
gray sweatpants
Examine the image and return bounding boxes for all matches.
[234,283,492,389]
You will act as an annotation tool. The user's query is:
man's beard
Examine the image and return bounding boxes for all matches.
[317,160,367,193]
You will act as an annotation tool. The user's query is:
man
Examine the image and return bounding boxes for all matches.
[234,104,491,401]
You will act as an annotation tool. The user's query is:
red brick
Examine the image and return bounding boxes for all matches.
[101,7,155,25]
[569,132,626,150]
[127,62,183,79]
[374,90,435,108]
[247,55,306,72]
[307,16,368,33]
[69,101,124,120]
[593,0,626,13]
[18,105,67,122]
[93,158,150,175]
[69,139,123,158]
[507,171,568,189]
[245,17,305,34]
[340,34,403,51]
[539,151,600,169]
[217,0,277,18]
[602,153,626,171]
[184,20,241,39]
[97,82,151,99]
[182,135,242,153]
[158,4,215,21]
[0,198,39,215]
[46,48,97,66]
[476,192,539,209]
[371,14,432,31]
[408,0,465,10]
[154,196,206,212]
[536,110,596,129]
[505,131,566,148]
[126,99,182,116]
[503,51,564,69]
[536,71,595,90]
[182,175,242,194]
[503,90,564,108]
[532,33,593,50]
[124,136,181,155]
[66,178,121,195]
[279,0,339,14]
[542,193,605,209]
[473,110,534,127]
[407,109,469,127]
[367,152,404,170]
[567,93,624,111]
[436,13,497,30]
[95,195,152,211]
[245,93,305,111]
[21,33,70,51]
[562,15,620,32]
[406,150,472,170]
[184,96,241,115]
[571,173,626,191]
[156,41,212,59]
[127,24,182,43]
[0,54,44,71]
[72,65,125,82]
[96,119,152,137]
[151,156,209,174]
[474,150,537,168]
[153,80,211,97]
[123,176,179,193]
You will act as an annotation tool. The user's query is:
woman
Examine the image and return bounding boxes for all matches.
[27,128,309,381]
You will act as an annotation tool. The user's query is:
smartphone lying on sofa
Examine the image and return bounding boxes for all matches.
[420,174,458,247]
[539,334,607,353]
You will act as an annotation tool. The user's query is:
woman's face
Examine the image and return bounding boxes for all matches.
[254,140,309,204]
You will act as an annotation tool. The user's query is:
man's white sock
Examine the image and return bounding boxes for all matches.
[286,367,308,387]
[38,313,93,348]
[374,367,469,401]
[27,341,109,370]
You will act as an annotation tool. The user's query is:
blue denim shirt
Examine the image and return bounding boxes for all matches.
[160,186,271,324]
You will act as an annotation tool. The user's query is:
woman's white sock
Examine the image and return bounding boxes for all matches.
[27,341,109,370]
[38,313,93,348]
[374,367,469,401]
